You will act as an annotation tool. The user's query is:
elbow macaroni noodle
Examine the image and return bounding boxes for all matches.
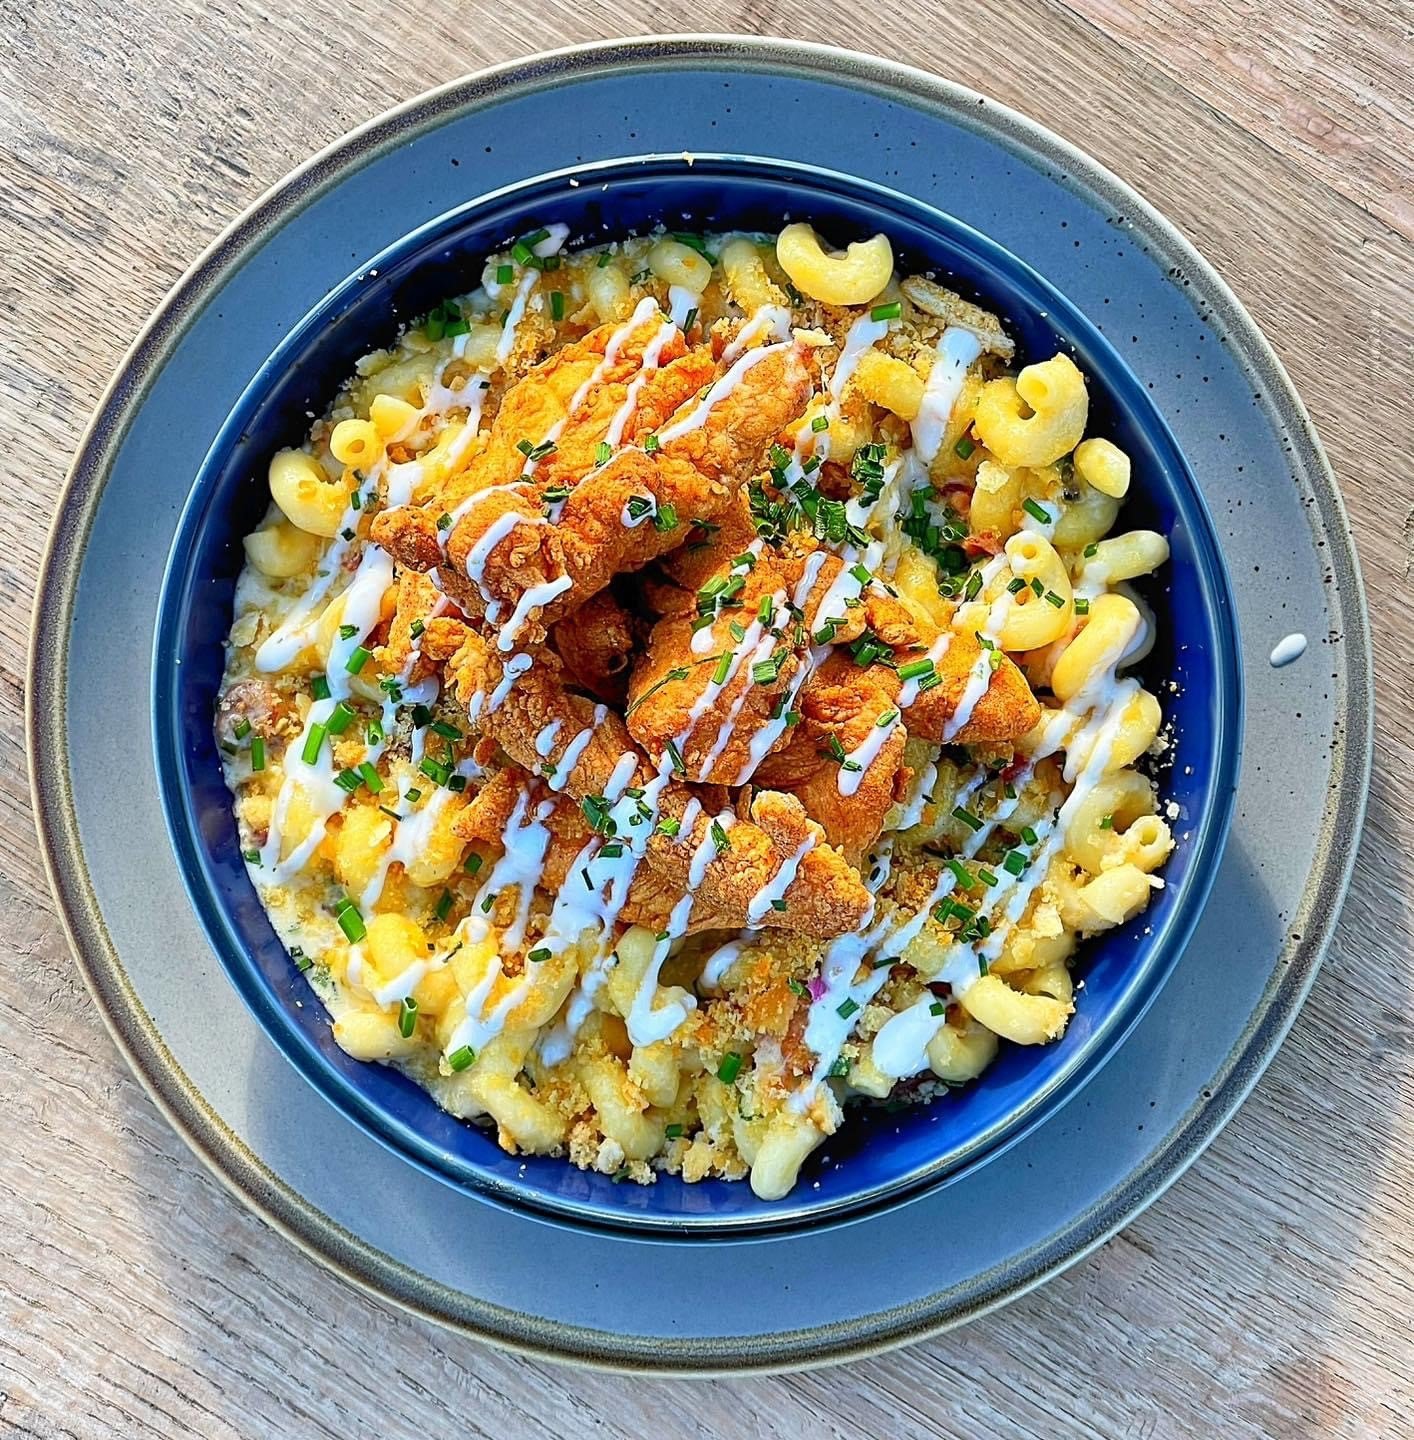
[216,220,1178,1202]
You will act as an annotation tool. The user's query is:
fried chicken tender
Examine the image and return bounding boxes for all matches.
[627,539,1040,801]
[442,632,872,938]
[551,589,640,705]
[373,330,814,638]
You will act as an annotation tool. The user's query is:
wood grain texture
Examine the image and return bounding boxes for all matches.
[2,1,1411,1435]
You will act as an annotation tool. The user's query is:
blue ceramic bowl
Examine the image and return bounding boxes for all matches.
[153,154,1242,1235]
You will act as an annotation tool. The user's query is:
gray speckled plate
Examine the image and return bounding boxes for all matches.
[29,37,1371,1372]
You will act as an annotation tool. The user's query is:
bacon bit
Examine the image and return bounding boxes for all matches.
[962,530,1003,558]
[1000,755,1029,784]
[817,459,853,500]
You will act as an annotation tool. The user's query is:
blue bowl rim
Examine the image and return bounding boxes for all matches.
[150,148,1244,1239]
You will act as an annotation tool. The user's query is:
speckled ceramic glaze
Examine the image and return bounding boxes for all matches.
[30,37,1371,1369]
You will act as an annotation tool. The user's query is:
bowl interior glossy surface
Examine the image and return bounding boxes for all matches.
[154,154,1241,1234]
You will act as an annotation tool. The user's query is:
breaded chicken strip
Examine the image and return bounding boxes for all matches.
[550,588,641,705]
[443,632,872,939]
[373,332,814,640]
[627,543,1040,788]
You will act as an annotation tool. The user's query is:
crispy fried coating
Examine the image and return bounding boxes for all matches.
[442,634,872,938]
[375,334,814,634]
[757,653,909,866]
[551,589,640,704]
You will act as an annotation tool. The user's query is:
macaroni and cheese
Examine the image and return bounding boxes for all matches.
[216,221,1174,1200]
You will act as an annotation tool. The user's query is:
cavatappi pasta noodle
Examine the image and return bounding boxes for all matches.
[217,220,1177,1200]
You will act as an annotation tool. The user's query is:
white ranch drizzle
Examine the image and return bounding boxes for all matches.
[910,326,984,466]
[495,573,573,653]
[721,303,793,361]
[656,339,792,446]
[666,284,696,330]
[603,319,678,447]
[745,833,818,925]
[533,719,563,758]
[495,269,540,367]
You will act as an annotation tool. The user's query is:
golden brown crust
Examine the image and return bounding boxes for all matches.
[443,635,873,939]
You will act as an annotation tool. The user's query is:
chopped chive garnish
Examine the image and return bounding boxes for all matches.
[447,1045,475,1072]
[334,769,362,794]
[757,594,775,625]
[405,788,422,803]
[898,658,935,682]
[301,723,328,764]
[1074,597,1091,615]
[580,793,615,835]
[787,978,809,997]
[1030,577,1045,597]
[397,996,418,1038]
[242,847,260,864]
[436,512,453,531]
[716,1052,743,1084]
[837,997,861,1019]
[752,653,784,685]
[1099,813,1115,830]
[411,704,433,728]
[952,806,984,832]
[430,720,462,740]
[1043,590,1065,608]
[249,736,266,771]
[1022,498,1053,525]
[728,620,746,643]
[311,675,331,701]
[595,441,613,466]
[1021,825,1039,846]
[876,707,899,728]
[710,819,731,853]
[977,868,999,887]
[954,435,976,459]
[711,652,733,686]
[664,739,686,775]
[419,756,451,787]
[495,262,513,284]
[1003,850,1027,877]
[549,290,565,322]
[811,414,830,433]
[378,805,402,820]
[870,300,902,321]
[338,624,358,641]
[1084,542,1099,557]
[434,889,453,921]
[527,947,552,964]
[1007,576,1028,594]
[930,1000,947,1016]
[510,240,536,266]
[344,646,371,675]
[599,841,624,859]
[357,762,383,793]
[625,495,654,522]
[656,817,681,837]
[651,502,678,532]
[827,1056,850,1078]
[963,570,984,602]
[464,852,483,875]
[665,1122,685,1139]
[335,901,366,943]
[643,432,660,454]
[327,700,356,735]
[232,717,252,741]
[946,858,973,888]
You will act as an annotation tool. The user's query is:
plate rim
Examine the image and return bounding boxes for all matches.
[27,33,1374,1373]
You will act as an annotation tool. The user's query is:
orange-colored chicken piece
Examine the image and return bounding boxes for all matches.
[441,632,872,939]
[373,329,814,639]
[551,589,640,705]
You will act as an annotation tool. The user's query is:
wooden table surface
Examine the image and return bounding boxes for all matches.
[3,4,1411,1436]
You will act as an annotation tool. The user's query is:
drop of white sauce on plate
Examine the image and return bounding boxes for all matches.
[1269,632,1308,668]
